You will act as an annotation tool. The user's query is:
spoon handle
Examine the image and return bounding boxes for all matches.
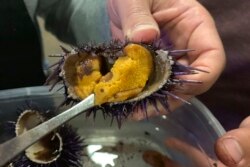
[0,94,95,166]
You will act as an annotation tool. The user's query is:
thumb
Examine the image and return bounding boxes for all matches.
[215,116,250,167]
[108,0,159,42]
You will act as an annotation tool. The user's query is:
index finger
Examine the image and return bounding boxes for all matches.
[153,0,225,95]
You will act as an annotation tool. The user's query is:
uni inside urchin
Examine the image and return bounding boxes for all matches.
[5,103,85,167]
[46,40,206,126]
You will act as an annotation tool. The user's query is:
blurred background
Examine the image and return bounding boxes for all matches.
[38,17,70,67]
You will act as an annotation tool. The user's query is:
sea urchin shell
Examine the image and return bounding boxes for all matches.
[6,104,85,167]
[46,40,205,126]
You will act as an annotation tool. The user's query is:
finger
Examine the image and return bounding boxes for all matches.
[174,39,225,96]
[110,21,124,40]
[165,138,224,167]
[128,101,168,121]
[239,116,250,128]
[128,93,192,121]
[154,1,226,95]
[215,126,250,167]
[108,0,159,42]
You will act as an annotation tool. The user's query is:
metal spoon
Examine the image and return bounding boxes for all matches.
[0,94,95,167]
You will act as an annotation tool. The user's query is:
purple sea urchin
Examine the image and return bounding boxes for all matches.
[46,40,205,126]
[10,124,85,167]
[5,103,85,167]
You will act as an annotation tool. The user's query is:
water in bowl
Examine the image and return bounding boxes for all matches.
[0,86,224,167]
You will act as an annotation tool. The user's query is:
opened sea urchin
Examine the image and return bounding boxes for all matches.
[5,103,85,167]
[46,40,204,126]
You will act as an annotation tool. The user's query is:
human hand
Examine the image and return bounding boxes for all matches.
[164,137,226,167]
[215,116,250,167]
[156,117,250,167]
[107,0,225,112]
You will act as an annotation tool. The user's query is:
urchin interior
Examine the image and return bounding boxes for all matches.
[15,110,62,164]
[63,43,153,105]
[15,110,44,136]
[25,133,62,164]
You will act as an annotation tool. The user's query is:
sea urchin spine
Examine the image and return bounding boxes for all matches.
[45,40,205,126]
[5,103,85,167]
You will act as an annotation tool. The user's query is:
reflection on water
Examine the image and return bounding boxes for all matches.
[81,137,163,167]
[86,145,118,167]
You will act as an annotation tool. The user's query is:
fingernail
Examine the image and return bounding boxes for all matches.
[127,24,159,42]
[222,138,243,164]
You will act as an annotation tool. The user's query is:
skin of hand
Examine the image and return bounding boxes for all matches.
[165,137,226,167]
[165,118,250,167]
[107,0,226,113]
[215,116,250,167]
[106,1,250,167]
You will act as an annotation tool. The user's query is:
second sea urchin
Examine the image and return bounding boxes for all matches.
[5,103,85,167]
[46,40,205,126]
